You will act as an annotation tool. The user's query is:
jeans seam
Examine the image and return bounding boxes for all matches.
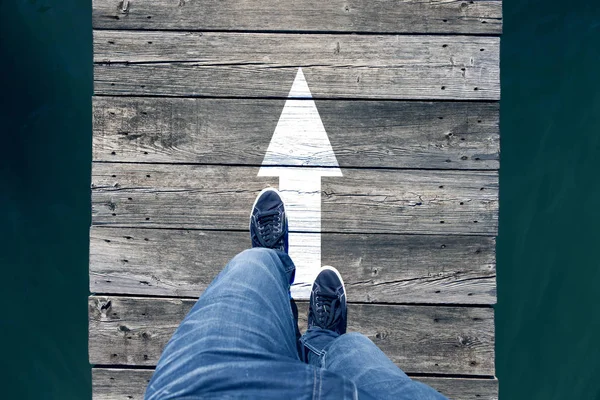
[301,338,326,357]
[312,368,317,400]
[318,367,323,400]
[278,250,295,284]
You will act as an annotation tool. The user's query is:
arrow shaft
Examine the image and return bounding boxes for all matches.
[279,172,322,232]
[279,172,322,299]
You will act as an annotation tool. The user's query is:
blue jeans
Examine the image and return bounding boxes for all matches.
[145,248,447,400]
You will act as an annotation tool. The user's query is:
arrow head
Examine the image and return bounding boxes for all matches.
[259,68,342,176]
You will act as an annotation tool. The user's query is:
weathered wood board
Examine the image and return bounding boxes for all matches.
[92,163,498,234]
[92,0,502,35]
[93,97,500,169]
[89,296,495,375]
[90,227,496,304]
[94,31,500,65]
[94,32,500,100]
[92,368,498,400]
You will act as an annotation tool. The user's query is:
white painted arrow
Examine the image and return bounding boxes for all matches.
[258,67,342,299]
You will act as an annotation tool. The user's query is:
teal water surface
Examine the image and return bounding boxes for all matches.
[1,0,599,398]
[497,1,600,398]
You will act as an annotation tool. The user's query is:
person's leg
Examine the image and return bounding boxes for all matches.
[145,189,358,400]
[300,266,448,400]
[145,248,357,399]
[302,330,447,400]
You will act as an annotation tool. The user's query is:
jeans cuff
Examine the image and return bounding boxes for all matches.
[299,327,340,365]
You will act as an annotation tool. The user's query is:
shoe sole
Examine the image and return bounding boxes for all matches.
[249,186,289,238]
[320,265,347,307]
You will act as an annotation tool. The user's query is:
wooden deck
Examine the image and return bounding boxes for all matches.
[90,0,500,398]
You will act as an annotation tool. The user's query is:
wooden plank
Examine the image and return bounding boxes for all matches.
[417,377,498,400]
[92,367,498,400]
[90,227,496,304]
[92,0,502,35]
[92,368,152,400]
[94,31,501,65]
[93,97,500,170]
[89,296,495,375]
[91,164,498,235]
[93,32,500,100]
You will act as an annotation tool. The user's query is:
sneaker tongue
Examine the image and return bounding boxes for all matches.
[317,294,340,329]
[257,210,282,247]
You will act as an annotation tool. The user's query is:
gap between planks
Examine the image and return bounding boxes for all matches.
[93,94,502,102]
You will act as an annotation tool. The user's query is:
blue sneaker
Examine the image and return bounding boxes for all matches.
[308,266,347,335]
[250,188,289,253]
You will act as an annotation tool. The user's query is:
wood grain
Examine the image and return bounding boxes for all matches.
[90,227,496,304]
[92,367,498,400]
[94,31,500,65]
[91,163,498,235]
[89,296,495,375]
[93,97,500,169]
[92,0,502,35]
[94,32,500,100]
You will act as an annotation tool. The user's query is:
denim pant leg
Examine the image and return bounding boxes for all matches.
[301,330,448,400]
[145,248,358,400]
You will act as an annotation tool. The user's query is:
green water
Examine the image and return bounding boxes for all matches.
[1,0,599,398]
